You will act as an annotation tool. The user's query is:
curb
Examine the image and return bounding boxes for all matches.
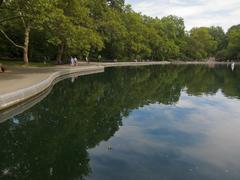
[0,66,104,111]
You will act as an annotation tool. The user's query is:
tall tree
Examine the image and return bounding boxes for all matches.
[107,0,125,11]
[185,27,217,60]
[209,26,227,52]
[0,0,52,64]
[46,0,103,63]
[226,25,240,60]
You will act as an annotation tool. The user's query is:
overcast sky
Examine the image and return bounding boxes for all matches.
[125,0,240,31]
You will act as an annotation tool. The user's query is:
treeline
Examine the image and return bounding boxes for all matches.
[0,0,240,64]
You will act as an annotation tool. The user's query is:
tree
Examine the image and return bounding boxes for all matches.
[0,0,53,64]
[0,0,240,62]
[100,10,127,59]
[151,15,186,60]
[161,15,185,40]
[209,26,227,52]
[185,27,217,60]
[122,12,152,60]
[38,0,104,63]
[226,25,240,60]
[107,0,125,11]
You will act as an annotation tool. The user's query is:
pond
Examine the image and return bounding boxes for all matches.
[0,65,240,180]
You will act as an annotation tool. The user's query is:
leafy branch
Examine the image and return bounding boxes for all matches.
[0,15,24,24]
[0,29,24,49]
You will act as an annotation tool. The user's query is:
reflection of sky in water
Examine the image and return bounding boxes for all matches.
[87,91,240,180]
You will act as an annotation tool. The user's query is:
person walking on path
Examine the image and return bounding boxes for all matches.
[86,56,89,64]
[98,55,102,62]
[85,53,89,64]
[70,57,74,66]
[74,57,78,66]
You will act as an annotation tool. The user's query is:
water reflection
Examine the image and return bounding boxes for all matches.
[0,65,240,180]
[88,91,240,180]
[232,62,235,71]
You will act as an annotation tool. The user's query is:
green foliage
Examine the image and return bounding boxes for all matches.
[2,0,53,28]
[209,26,227,51]
[0,0,240,62]
[226,25,240,60]
[184,27,217,60]
[107,0,125,11]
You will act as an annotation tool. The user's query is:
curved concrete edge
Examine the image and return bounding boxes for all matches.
[0,61,233,114]
[0,62,168,112]
[0,66,104,111]
[0,84,52,123]
[100,61,171,67]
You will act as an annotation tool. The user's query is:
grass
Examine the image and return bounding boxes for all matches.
[0,59,54,67]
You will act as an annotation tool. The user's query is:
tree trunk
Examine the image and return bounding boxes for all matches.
[23,26,30,65]
[56,42,64,64]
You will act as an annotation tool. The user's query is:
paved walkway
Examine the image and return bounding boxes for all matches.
[0,67,54,95]
[0,63,105,110]
[0,64,99,94]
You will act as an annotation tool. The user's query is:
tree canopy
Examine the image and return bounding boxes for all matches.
[0,0,240,64]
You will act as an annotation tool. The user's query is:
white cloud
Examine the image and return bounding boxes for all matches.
[125,0,240,31]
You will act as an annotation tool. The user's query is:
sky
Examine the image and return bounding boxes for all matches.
[125,0,240,31]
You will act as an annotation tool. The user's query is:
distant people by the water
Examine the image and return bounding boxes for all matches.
[74,57,78,66]
[97,55,102,62]
[70,57,74,66]
[43,56,48,65]
[70,56,78,66]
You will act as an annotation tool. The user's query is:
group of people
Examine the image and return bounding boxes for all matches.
[70,57,78,66]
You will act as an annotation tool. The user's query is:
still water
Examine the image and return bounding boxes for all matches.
[0,65,240,180]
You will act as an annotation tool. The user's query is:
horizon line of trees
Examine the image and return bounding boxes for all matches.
[0,0,240,64]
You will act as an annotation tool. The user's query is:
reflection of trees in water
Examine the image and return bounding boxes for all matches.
[0,65,239,179]
[177,65,240,97]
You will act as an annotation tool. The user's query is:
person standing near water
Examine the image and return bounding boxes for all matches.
[98,55,102,62]
[85,52,89,64]
[74,57,78,66]
[70,56,74,66]
[86,56,89,64]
